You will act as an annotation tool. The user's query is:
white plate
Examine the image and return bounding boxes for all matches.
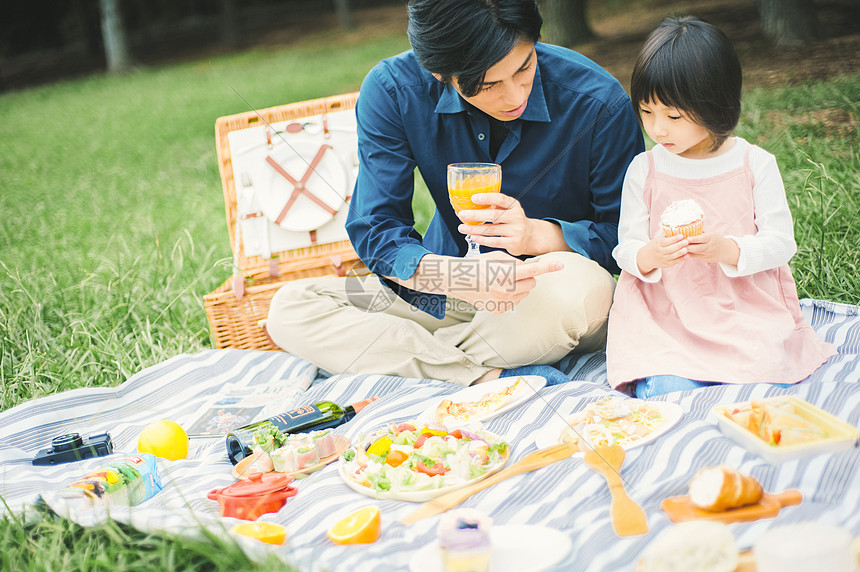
[255,142,350,232]
[416,375,547,427]
[338,429,510,503]
[408,525,572,572]
[533,399,683,454]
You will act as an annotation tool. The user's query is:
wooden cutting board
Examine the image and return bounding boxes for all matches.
[661,489,802,524]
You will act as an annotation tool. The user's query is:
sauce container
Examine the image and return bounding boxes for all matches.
[207,472,297,520]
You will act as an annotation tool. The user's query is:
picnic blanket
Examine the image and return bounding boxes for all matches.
[1,298,858,571]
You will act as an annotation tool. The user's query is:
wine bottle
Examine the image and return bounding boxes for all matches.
[225,397,378,465]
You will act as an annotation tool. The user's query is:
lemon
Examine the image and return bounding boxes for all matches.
[231,522,287,545]
[327,505,381,545]
[137,420,189,460]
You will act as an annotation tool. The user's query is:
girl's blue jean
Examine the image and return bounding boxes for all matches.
[634,375,792,398]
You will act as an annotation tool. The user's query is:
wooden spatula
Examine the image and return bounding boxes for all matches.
[583,444,649,537]
[400,443,577,525]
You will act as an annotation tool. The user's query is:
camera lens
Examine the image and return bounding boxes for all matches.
[51,433,84,452]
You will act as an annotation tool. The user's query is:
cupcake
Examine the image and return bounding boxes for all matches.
[660,199,704,237]
[437,508,492,572]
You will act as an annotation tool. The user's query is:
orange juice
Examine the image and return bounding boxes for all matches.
[448,176,501,225]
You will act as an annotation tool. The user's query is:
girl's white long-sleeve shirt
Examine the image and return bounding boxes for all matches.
[613,137,797,283]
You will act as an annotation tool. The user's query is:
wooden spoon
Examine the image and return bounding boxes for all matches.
[583,444,649,537]
[401,443,577,525]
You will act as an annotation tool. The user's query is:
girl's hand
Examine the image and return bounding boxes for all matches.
[686,233,740,266]
[636,233,689,275]
[456,193,567,256]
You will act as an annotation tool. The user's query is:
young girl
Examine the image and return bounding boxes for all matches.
[606,16,835,398]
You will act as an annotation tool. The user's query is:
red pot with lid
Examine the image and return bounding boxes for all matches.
[207,472,298,520]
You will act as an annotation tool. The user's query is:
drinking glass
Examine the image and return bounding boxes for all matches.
[447,162,502,258]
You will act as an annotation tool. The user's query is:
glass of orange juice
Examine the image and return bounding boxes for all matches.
[447,162,502,257]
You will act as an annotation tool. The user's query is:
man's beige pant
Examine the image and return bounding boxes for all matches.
[266,251,616,386]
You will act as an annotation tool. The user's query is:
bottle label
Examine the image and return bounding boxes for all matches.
[269,405,323,430]
[284,405,316,419]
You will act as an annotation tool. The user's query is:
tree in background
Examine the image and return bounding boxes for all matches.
[99,0,132,72]
[758,0,822,46]
[538,0,594,47]
[334,0,355,30]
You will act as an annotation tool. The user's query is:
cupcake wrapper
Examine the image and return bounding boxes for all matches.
[662,218,703,238]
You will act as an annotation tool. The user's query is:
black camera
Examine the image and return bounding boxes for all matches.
[32,432,114,465]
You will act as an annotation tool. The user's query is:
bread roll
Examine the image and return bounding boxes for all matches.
[689,466,763,512]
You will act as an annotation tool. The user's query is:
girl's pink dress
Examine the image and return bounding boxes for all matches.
[607,149,835,391]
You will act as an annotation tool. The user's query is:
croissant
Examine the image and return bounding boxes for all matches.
[689,466,763,512]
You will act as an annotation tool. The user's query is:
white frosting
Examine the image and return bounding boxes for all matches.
[660,199,704,227]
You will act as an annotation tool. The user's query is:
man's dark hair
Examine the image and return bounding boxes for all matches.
[630,16,742,151]
[407,0,542,98]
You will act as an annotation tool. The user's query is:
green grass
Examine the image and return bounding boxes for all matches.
[0,508,290,571]
[1,16,858,571]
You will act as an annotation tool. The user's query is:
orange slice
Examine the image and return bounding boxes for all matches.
[327,505,381,545]
[231,522,287,545]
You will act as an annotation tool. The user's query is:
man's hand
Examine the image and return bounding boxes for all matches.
[388,251,564,315]
[456,192,570,256]
[446,251,564,314]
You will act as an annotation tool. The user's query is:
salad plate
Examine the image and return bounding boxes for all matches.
[533,397,682,454]
[408,525,572,572]
[338,421,510,503]
[416,375,546,428]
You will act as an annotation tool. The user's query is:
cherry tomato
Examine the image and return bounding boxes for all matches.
[416,461,449,476]
[413,434,429,449]
[396,423,416,434]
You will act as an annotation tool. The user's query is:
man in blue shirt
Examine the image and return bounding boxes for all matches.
[267,0,644,386]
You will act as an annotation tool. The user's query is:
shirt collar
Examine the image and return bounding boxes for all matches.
[434,55,550,123]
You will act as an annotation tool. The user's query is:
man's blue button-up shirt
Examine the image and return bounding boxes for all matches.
[346,42,644,318]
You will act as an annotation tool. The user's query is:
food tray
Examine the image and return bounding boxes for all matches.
[710,396,860,464]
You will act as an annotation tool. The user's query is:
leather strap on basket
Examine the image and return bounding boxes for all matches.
[265,145,337,225]
[232,273,245,301]
[331,254,346,277]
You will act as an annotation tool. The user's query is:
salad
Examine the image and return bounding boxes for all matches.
[560,397,667,449]
[340,421,509,496]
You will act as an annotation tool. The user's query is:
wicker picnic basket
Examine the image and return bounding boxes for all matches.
[204,92,367,351]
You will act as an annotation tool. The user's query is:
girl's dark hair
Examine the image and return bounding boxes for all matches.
[630,16,742,151]
[407,0,542,98]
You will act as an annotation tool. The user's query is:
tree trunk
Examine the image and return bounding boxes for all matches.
[99,0,132,72]
[220,0,239,48]
[334,0,355,31]
[538,0,594,47]
[758,0,822,47]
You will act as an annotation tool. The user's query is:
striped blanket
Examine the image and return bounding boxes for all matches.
[1,298,858,571]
